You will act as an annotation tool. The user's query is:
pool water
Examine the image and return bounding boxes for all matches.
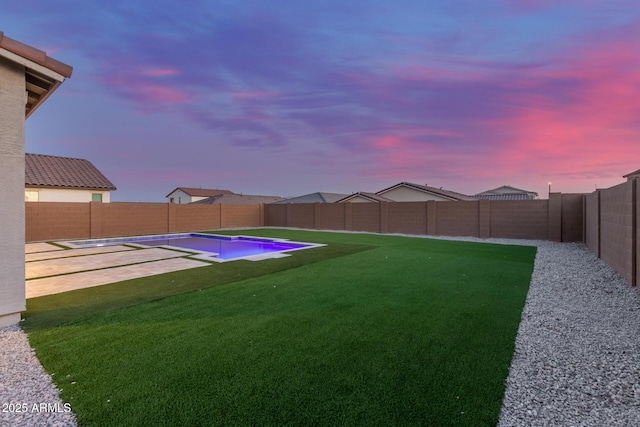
[63,233,320,262]
[132,235,310,260]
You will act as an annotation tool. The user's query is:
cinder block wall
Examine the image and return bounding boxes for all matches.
[351,204,381,233]
[435,201,479,237]
[171,204,221,232]
[490,200,549,240]
[585,191,600,255]
[264,197,584,242]
[562,194,586,243]
[318,204,346,230]
[387,202,427,235]
[25,202,90,241]
[288,204,315,230]
[222,204,262,228]
[95,203,169,237]
[598,181,635,286]
[26,202,263,241]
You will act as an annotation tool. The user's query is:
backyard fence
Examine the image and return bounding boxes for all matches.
[585,179,638,286]
[263,194,585,242]
[25,202,263,242]
[25,181,639,286]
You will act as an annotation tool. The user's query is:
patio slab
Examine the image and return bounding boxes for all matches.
[26,248,189,279]
[25,242,64,254]
[26,245,135,262]
[26,258,209,298]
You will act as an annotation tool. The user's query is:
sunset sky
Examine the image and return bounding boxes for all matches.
[5,1,640,201]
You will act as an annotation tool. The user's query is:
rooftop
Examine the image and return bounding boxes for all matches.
[25,153,116,191]
[0,32,73,118]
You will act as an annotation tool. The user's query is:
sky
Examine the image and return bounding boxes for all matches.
[4,0,640,201]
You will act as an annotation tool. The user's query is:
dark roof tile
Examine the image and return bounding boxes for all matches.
[25,153,116,191]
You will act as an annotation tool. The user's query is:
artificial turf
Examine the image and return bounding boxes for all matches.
[25,229,536,426]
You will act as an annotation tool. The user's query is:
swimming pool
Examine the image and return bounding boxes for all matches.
[60,233,324,262]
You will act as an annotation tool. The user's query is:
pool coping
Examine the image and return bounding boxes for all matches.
[57,233,326,263]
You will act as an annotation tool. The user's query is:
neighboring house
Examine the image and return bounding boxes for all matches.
[336,192,395,203]
[474,186,538,200]
[273,192,349,204]
[166,187,235,204]
[376,182,475,202]
[25,153,116,202]
[623,169,640,182]
[337,182,538,203]
[191,193,285,205]
[1,32,72,326]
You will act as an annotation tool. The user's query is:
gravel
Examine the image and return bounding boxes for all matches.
[1,235,638,426]
[0,325,77,427]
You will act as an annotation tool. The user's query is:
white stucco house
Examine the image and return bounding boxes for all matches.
[25,153,116,202]
[0,32,72,326]
[166,187,235,204]
[337,182,538,203]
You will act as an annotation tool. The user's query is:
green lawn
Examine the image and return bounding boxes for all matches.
[25,229,536,426]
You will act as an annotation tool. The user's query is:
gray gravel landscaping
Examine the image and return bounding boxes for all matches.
[1,236,638,426]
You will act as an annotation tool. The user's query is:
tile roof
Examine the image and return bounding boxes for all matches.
[0,32,73,118]
[377,182,476,201]
[474,193,536,201]
[191,194,285,205]
[272,192,349,204]
[25,153,116,191]
[336,192,395,203]
[0,32,73,78]
[166,187,235,198]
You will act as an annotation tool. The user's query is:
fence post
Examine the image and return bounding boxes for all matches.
[478,200,491,238]
[548,193,562,242]
[167,203,176,233]
[427,201,437,235]
[632,179,637,286]
[380,202,389,234]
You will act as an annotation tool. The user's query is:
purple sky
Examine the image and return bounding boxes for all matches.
[5,1,640,201]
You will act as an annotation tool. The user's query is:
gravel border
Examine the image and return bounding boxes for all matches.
[0,325,77,427]
[2,233,638,426]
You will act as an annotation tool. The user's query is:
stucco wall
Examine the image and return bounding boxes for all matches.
[167,189,192,204]
[25,187,111,202]
[379,186,452,202]
[0,57,26,326]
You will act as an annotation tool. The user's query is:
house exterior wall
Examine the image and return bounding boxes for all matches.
[378,186,452,202]
[25,187,111,202]
[167,189,192,204]
[0,57,26,326]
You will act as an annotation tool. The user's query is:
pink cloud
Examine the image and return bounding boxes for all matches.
[142,68,180,77]
[491,36,640,181]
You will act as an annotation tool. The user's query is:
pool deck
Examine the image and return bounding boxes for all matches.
[25,242,210,298]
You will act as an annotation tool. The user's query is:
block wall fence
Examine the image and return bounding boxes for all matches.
[25,202,264,242]
[25,183,638,286]
[264,194,584,242]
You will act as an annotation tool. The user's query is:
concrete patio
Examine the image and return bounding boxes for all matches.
[25,242,210,298]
